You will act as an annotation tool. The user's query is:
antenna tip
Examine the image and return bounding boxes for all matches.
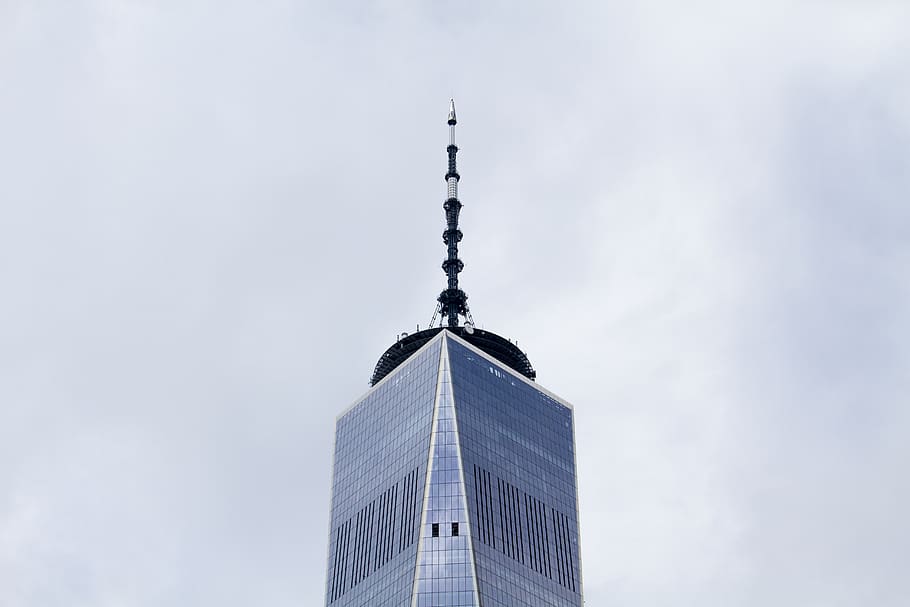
[448,99,457,125]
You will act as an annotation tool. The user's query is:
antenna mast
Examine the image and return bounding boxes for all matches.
[433,99,471,329]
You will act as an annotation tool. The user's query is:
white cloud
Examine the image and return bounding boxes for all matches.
[0,1,907,605]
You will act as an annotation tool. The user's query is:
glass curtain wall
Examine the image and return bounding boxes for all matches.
[412,344,480,606]
[325,339,441,607]
[324,332,583,607]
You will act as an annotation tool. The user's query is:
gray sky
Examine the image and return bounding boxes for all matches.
[1,1,908,605]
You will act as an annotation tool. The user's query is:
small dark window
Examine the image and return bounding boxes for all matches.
[452,522,459,537]
[431,523,439,537]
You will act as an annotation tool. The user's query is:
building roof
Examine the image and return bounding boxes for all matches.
[370,327,535,386]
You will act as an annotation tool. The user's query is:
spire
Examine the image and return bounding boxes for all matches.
[435,99,470,329]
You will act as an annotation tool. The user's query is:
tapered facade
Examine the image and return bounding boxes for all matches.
[324,101,583,605]
[324,331,583,606]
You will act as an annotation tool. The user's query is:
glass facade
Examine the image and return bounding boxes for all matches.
[325,332,582,606]
[449,338,582,607]
[413,343,479,606]
[325,339,441,607]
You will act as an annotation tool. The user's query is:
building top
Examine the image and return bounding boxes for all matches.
[370,326,536,386]
[370,101,536,385]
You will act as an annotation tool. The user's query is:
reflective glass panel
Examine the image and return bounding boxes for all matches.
[325,339,442,607]
[413,345,479,606]
[447,337,582,607]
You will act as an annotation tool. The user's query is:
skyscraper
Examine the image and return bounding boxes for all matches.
[324,102,583,607]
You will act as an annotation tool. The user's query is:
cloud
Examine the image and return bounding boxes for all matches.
[0,1,907,605]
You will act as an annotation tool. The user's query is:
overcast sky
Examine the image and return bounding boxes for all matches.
[1,1,909,605]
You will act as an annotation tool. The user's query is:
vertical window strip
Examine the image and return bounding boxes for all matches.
[380,488,388,566]
[357,504,370,581]
[328,527,341,603]
[505,481,516,560]
[562,512,571,590]
[330,526,340,601]
[504,481,513,559]
[351,510,359,587]
[390,483,398,561]
[353,510,362,586]
[477,468,484,543]
[537,499,546,576]
[387,486,396,563]
[531,496,541,574]
[371,499,377,577]
[511,486,520,562]
[410,467,420,545]
[409,470,416,544]
[385,485,398,563]
[340,522,348,598]
[375,492,385,572]
[359,505,367,582]
[383,490,390,565]
[563,512,576,592]
[496,477,510,556]
[483,468,491,546]
[536,499,546,576]
[482,466,488,545]
[558,512,568,590]
[525,494,537,573]
[474,464,486,543]
[539,499,552,579]
[565,513,572,588]
[398,473,408,552]
[508,481,515,557]
[482,467,490,546]
[380,492,386,565]
[366,500,375,578]
[365,501,372,581]
[335,519,350,599]
[532,499,541,577]
[349,514,356,588]
[409,468,416,546]
[551,508,564,587]
[523,493,537,569]
[372,495,381,574]
[485,470,496,549]
[334,524,343,600]
[514,485,525,565]
[341,520,350,593]
[402,471,410,550]
[397,477,404,553]
[561,512,571,589]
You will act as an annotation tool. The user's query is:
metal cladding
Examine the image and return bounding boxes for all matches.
[439,99,468,328]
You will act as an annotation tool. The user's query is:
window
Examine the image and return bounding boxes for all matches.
[452,522,459,536]
[431,523,439,537]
